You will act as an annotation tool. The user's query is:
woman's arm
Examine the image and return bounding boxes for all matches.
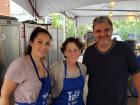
[0,79,17,105]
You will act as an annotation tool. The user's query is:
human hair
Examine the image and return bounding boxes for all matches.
[24,27,52,55]
[61,37,84,55]
[93,16,113,30]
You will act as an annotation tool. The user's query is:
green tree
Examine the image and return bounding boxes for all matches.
[113,19,140,40]
[49,13,63,29]
[65,18,75,38]
[49,13,140,41]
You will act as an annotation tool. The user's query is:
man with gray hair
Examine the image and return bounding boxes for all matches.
[83,16,140,105]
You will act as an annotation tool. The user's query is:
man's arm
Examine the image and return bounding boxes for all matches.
[132,72,140,105]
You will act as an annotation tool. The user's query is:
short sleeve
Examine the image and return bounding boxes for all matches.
[80,63,87,78]
[82,49,89,74]
[126,45,140,75]
[5,57,25,83]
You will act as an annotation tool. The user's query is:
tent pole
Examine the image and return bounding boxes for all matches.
[63,15,66,41]
[74,16,78,37]
[28,0,40,18]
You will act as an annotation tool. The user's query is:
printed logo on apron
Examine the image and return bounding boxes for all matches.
[52,60,85,105]
[67,89,81,104]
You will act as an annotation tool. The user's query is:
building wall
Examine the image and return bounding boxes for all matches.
[0,0,10,16]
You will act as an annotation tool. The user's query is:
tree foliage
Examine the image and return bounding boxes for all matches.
[49,13,63,29]
[65,18,75,38]
[49,13,140,41]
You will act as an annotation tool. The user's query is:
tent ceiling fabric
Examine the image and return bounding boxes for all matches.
[12,0,34,16]
[12,0,133,16]
[70,1,140,17]
[12,0,140,26]
[68,0,140,26]
[12,0,110,16]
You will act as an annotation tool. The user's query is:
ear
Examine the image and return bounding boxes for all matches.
[79,49,82,54]
[64,51,67,57]
[29,41,33,47]
[92,31,95,35]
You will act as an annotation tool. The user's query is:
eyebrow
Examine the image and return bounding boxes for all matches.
[95,28,111,31]
[36,39,51,42]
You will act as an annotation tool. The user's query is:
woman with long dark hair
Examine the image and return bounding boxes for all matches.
[0,27,52,105]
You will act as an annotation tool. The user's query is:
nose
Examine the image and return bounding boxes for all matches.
[100,31,106,37]
[41,44,50,50]
[70,50,79,57]
[71,51,76,55]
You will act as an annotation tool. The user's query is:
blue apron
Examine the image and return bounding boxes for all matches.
[52,60,85,105]
[15,55,51,105]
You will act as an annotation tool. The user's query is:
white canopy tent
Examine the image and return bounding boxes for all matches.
[11,0,132,16]
[11,0,140,26]
[69,0,140,26]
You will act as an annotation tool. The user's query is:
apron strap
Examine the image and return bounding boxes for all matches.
[76,62,83,76]
[30,54,40,80]
[30,55,49,81]
[42,61,49,75]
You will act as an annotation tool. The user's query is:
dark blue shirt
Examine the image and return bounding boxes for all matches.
[83,41,140,105]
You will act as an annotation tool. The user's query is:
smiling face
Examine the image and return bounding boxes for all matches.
[93,22,113,47]
[30,32,51,59]
[64,42,81,63]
